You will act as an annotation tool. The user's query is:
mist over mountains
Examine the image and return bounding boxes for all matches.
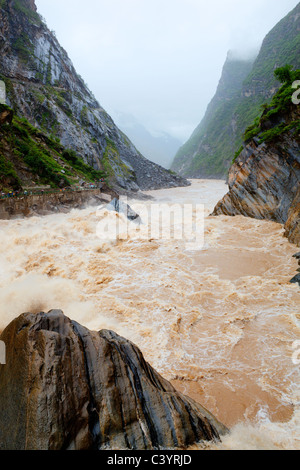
[112,112,182,169]
[171,2,300,178]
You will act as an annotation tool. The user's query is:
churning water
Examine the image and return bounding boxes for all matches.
[0,180,299,449]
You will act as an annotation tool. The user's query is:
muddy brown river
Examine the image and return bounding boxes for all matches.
[0,180,299,449]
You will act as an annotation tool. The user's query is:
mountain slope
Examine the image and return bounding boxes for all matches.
[113,112,182,170]
[0,102,107,191]
[0,0,188,191]
[172,2,300,178]
[172,52,255,177]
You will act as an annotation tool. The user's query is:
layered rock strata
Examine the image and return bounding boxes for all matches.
[0,310,227,450]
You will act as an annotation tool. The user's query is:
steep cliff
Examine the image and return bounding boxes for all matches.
[212,68,300,247]
[0,102,108,191]
[0,0,188,191]
[0,310,227,450]
[172,2,300,178]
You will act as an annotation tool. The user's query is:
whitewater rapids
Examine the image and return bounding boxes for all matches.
[0,180,299,450]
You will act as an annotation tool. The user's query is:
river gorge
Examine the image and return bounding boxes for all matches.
[0,179,299,450]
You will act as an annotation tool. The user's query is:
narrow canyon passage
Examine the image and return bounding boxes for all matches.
[0,180,299,449]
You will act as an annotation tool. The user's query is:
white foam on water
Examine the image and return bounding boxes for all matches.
[0,180,299,448]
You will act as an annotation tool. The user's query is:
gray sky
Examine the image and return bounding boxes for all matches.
[36,0,299,141]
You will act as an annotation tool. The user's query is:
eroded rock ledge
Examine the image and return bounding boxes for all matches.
[0,310,227,450]
[212,131,300,247]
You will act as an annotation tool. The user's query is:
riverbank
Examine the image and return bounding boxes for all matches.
[0,185,121,219]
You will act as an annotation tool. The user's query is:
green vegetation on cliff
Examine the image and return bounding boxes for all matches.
[1,0,188,192]
[239,66,300,152]
[172,2,300,178]
[0,104,106,191]
[171,55,256,177]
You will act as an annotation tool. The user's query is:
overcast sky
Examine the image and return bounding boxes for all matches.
[35,0,299,141]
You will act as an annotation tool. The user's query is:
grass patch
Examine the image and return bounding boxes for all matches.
[0,105,106,189]
[62,149,105,182]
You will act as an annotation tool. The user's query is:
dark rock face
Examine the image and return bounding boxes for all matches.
[290,274,300,286]
[212,129,300,247]
[291,253,300,286]
[0,106,13,126]
[0,310,227,450]
[105,198,142,223]
[285,187,300,247]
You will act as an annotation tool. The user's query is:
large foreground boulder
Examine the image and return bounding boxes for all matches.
[0,310,227,450]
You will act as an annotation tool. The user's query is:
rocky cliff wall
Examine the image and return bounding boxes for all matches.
[0,0,188,191]
[213,134,299,247]
[0,188,112,219]
[0,310,227,450]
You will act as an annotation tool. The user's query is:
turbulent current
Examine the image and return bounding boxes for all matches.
[0,180,299,450]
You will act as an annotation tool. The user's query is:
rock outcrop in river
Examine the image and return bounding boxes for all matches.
[213,69,300,247]
[0,310,227,450]
[0,0,188,192]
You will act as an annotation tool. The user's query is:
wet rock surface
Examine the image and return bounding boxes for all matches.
[105,198,142,223]
[290,274,300,285]
[291,252,300,286]
[212,130,300,247]
[0,188,113,219]
[0,310,227,450]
